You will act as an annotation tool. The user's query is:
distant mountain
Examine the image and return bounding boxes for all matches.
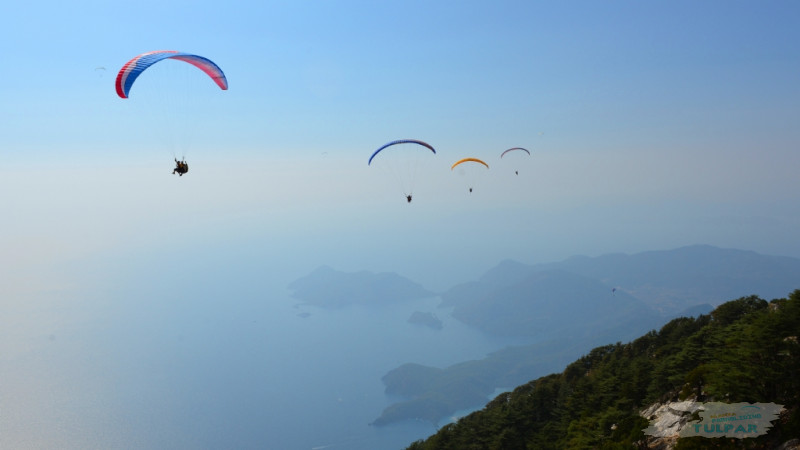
[406,291,800,450]
[449,268,660,339]
[532,245,800,314]
[376,245,800,428]
[288,265,435,307]
[442,245,800,337]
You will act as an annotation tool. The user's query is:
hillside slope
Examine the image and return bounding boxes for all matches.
[407,290,800,449]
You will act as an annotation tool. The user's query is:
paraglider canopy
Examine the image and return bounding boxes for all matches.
[116,50,228,99]
[451,157,489,170]
[368,139,436,165]
[500,147,530,158]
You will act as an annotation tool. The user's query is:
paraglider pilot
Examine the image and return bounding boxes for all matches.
[406,194,412,203]
[173,158,189,176]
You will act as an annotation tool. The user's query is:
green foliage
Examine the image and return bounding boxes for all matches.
[709,296,768,327]
[406,291,800,449]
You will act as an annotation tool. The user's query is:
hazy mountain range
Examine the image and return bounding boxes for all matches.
[288,245,800,427]
[405,292,800,449]
[441,244,800,339]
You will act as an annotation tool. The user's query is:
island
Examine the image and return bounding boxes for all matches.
[407,311,443,330]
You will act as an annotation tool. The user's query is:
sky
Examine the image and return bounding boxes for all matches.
[2,0,799,284]
[2,0,798,269]
[1,0,800,448]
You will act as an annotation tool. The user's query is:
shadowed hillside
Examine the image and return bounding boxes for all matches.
[406,291,800,449]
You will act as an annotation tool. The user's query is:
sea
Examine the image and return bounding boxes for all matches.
[105,286,528,450]
[3,254,532,450]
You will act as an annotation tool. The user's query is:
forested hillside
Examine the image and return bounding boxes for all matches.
[407,291,800,449]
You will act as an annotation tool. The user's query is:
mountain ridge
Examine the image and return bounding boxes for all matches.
[377,245,800,428]
[406,291,800,449]
[444,245,800,322]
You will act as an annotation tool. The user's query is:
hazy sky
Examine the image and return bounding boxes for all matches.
[2,1,800,445]
[3,0,799,287]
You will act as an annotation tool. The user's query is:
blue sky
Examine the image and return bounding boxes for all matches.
[5,1,799,159]
[2,0,799,280]
[2,1,800,448]
[2,0,800,285]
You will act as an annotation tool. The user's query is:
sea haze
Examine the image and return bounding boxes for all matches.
[73,246,532,450]
[4,239,798,449]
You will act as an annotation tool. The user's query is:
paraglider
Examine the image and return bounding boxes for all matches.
[500,147,530,175]
[116,50,227,177]
[369,139,436,203]
[451,158,489,193]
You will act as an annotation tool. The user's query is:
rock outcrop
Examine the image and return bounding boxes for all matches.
[640,400,702,449]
